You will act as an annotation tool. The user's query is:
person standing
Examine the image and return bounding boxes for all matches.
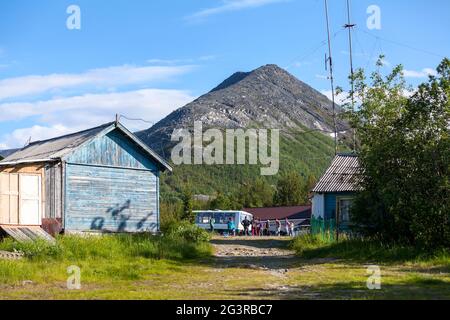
[209,216,215,233]
[252,218,258,236]
[290,221,295,237]
[265,220,270,236]
[227,218,236,237]
[275,219,281,236]
[285,218,290,236]
[258,220,264,236]
[242,216,251,236]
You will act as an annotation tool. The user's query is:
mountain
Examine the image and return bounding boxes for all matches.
[136,64,349,198]
[138,64,347,149]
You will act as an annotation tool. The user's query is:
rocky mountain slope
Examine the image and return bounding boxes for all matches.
[136,64,349,197]
[137,64,348,150]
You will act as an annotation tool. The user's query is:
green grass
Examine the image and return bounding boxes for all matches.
[1,235,449,300]
[0,234,212,286]
[290,234,450,266]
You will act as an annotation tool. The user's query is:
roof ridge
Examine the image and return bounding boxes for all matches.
[27,122,115,146]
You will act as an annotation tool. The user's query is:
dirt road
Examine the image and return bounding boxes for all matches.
[211,236,298,269]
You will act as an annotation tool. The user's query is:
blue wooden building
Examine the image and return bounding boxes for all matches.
[311,154,361,230]
[0,121,171,235]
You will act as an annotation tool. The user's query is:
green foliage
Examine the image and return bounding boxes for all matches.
[161,128,336,198]
[160,200,183,233]
[0,233,213,285]
[274,171,311,206]
[0,238,63,260]
[344,57,450,248]
[181,188,194,223]
[236,178,275,208]
[209,192,233,209]
[0,233,212,263]
[291,234,450,264]
[164,221,211,243]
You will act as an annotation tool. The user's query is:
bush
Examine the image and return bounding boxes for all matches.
[165,221,211,243]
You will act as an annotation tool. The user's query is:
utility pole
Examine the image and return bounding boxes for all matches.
[324,0,338,156]
[324,0,339,242]
[344,0,357,152]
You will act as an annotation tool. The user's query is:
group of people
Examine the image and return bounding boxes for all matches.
[210,216,295,237]
[250,217,295,237]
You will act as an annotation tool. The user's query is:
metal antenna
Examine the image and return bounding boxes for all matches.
[344,0,357,152]
[324,0,338,155]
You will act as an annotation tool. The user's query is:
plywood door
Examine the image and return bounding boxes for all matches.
[19,174,41,225]
[0,173,19,224]
[0,173,8,224]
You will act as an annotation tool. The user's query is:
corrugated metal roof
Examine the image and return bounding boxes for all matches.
[312,154,362,193]
[1,122,113,163]
[0,122,172,171]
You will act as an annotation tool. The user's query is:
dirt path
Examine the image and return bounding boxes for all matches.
[211,236,300,271]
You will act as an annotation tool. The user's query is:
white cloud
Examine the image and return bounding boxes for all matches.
[403,68,437,78]
[0,89,196,148]
[187,0,288,20]
[0,64,194,100]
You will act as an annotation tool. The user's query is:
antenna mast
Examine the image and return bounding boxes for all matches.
[324,0,338,155]
[344,0,357,152]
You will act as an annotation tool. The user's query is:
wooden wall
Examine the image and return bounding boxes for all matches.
[45,163,62,220]
[64,128,160,233]
[0,163,46,225]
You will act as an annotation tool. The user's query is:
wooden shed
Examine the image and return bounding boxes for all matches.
[0,121,171,235]
[311,154,361,231]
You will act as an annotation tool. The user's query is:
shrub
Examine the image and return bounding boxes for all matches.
[165,221,211,243]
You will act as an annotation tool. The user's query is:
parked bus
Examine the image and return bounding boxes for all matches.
[194,210,253,233]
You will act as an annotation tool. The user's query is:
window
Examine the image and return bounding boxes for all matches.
[338,198,353,224]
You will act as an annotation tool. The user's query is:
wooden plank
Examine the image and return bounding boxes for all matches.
[9,174,19,224]
[0,226,55,243]
[19,175,41,225]
[65,164,158,233]
[0,173,9,224]
[66,129,157,171]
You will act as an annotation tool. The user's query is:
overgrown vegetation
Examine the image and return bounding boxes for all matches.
[0,232,212,285]
[160,128,337,200]
[161,170,317,213]
[343,57,450,249]
[291,234,450,266]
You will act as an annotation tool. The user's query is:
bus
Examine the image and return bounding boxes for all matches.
[194,210,253,233]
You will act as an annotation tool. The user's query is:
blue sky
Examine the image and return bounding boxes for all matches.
[0,0,449,148]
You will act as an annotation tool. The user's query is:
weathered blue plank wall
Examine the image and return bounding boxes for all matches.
[67,130,158,171]
[324,192,354,220]
[64,129,160,233]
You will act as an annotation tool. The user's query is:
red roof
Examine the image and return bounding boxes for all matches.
[243,206,311,220]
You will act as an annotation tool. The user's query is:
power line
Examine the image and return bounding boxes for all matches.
[284,29,344,70]
[360,29,446,59]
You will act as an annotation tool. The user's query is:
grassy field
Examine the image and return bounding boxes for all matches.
[0,234,449,300]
